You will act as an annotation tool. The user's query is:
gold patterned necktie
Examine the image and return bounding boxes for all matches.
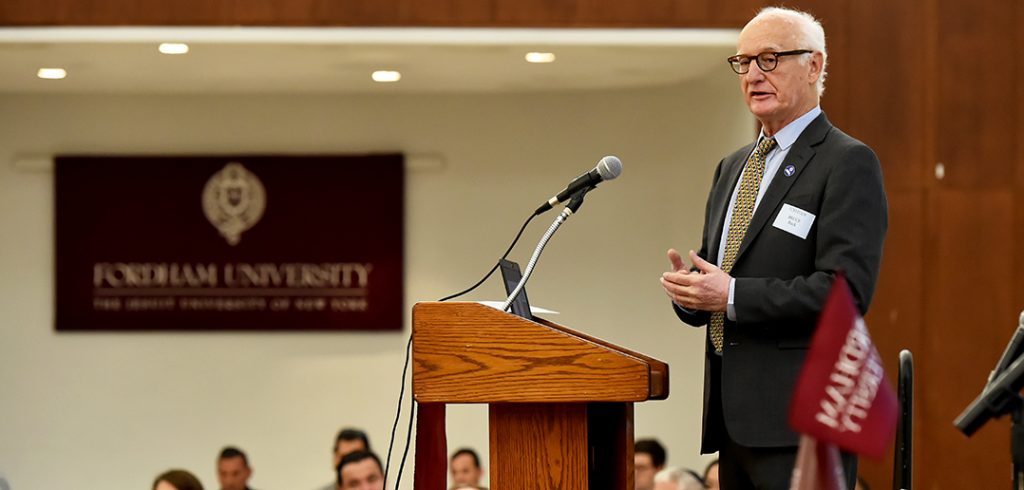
[709,136,777,353]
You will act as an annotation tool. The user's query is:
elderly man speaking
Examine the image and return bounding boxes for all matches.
[659,7,888,489]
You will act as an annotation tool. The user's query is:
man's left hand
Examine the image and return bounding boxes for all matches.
[660,250,731,312]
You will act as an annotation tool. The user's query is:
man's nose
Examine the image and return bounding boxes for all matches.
[744,63,767,82]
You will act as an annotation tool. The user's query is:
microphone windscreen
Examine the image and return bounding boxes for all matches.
[597,156,623,180]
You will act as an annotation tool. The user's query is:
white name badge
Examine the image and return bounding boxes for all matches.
[772,203,816,239]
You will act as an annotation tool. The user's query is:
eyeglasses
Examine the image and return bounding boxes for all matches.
[727,49,813,74]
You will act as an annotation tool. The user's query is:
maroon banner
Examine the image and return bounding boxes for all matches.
[55,155,404,331]
[789,435,846,490]
[788,274,897,459]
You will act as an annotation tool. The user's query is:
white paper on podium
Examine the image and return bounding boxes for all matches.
[477,301,559,315]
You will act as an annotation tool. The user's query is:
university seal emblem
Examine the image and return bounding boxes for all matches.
[202,162,266,245]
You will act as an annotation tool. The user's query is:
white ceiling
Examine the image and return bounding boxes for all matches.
[0,27,739,94]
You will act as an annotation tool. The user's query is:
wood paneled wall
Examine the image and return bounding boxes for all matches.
[4,1,1022,489]
[0,0,766,27]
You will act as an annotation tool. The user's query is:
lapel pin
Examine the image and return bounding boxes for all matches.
[784,164,796,177]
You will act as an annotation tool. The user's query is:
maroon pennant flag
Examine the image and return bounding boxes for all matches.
[789,435,846,490]
[789,274,898,459]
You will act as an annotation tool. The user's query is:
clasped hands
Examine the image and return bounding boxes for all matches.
[659,249,731,312]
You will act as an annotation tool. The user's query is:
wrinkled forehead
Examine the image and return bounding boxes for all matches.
[737,15,804,54]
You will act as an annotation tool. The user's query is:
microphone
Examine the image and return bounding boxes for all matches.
[534,156,622,215]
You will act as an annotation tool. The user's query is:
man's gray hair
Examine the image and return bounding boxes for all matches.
[753,6,828,97]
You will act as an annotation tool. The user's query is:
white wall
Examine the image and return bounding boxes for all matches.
[0,72,752,490]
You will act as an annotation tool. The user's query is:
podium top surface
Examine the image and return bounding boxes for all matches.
[412,301,669,404]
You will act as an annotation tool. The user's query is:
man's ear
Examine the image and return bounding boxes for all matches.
[807,51,824,83]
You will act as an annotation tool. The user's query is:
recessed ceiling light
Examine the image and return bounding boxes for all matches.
[159,43,190,55]
[372,70,401,83]
[525,52,556,63]
[37,68,67,80]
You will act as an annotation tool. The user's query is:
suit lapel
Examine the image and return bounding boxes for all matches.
[734,113,833,263]
[707,146,751,264]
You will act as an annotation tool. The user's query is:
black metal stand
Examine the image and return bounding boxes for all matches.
[893,350,913,490]
[954,320,1024,490]
[1013,401,1024,490]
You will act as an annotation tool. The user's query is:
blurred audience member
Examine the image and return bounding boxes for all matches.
[336,450,384,490]
[449,447,486,489]
[154,469,205,490]
[635,439,667,490]
[654,466,704,490]
[334,428,371,461]
[318,428,371,490]
[217,446,256,490]
[702,459,719,490]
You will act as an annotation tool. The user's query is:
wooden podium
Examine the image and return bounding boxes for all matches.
[412,302,669,490]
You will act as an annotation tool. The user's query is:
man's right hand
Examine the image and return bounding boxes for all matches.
[660,248,692,309]
[661,248,731,313]
[667,248,687,273]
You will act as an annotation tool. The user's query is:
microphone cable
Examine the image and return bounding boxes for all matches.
[438,211,539,302]
[383,210,538,489]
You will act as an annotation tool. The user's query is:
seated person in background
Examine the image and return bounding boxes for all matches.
[449,447,487,490]
[654,466,705,490]
[154,469,205,490]
[702,459,719,490]
[217,446,256,490]
[336,450,384,490]
[318,428,371,490]
[635,439,668,490]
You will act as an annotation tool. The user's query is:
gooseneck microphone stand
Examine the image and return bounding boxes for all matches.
[502,188,589,312]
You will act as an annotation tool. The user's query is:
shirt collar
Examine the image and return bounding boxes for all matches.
[758,105,822,151]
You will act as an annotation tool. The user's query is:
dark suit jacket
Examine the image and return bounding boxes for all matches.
[674,112,888,452]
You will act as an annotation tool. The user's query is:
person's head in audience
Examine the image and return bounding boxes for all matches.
[336,450,384,490]
[855,476,871,490]
[333,428,371,470]
[449,447,484,489]
[635,438,667,490]
[702,459,719,490]
[154,469,205,490]
[653,466,704,490]
[216,446,253,490]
